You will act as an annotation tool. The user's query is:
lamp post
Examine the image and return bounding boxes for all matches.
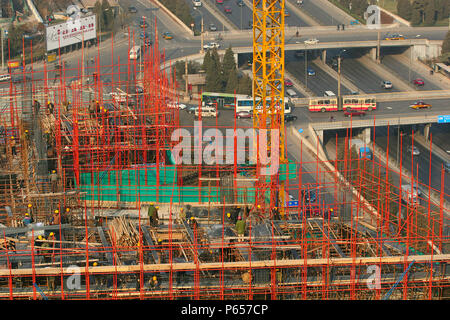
[304,45,308,90]
[337,49,346,110]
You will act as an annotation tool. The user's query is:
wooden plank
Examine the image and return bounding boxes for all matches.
[0,253,448,276]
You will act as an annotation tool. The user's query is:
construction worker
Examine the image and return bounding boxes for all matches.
[27,203,33,219]
[89,100,96,118]
[150,275,159,290]
[10,136,16,155]
[235,216,246,242]
[50,170,58,192]
[40,236,51,263]
[47,101,54,115]
[179,207,186,223]
[24,129,30,142]
[190,216,198,230]
[225,212,233,224]
[22,213,32,226]
[272,207,281,220]
[48,232,56,241]
[51,209,60,225]
[148,202,158,227]
[185,204,193,220]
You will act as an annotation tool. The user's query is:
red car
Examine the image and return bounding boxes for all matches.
[216,0,223,3]
[284,79,293,87]
[413,78,425,86]
[344,109,366,117]
[224,6,232,13]
[237,111,252,119]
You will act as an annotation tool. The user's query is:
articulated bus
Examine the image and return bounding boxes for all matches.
[202,92,292,114]
[201,92,246,109]
[308,95,376,112]
[237,96,292,114]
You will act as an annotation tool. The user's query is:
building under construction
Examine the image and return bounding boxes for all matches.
[0,8,449,300]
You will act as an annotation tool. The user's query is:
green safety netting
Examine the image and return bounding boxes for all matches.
[78,161,297,203]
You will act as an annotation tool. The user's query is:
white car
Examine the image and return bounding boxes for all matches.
[193,0,202,7]
[407,146,420,156]
[381,80,393,89]
[168,102,187,110]
[304,38,319,45]
[203,42,220,50]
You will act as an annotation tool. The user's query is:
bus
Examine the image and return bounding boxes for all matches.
[237,96,292,114]
[309,95,376,112]
[201,92,247,109]
[129,46,141,60]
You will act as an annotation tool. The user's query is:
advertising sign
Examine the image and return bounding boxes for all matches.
[46,14,96,51]
[437,115,450,123]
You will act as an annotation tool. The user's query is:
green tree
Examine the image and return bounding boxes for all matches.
[205,48,224,92]
[411,0,426,25]
[7,23,23,58]
[225,69,239,93]
[222,47,236,85]
[237,74,252,95]
[441,30,450,54]
[101,0,114,31]
[397,0,413,21]
[202,50,212,73]
[424,0,437,25]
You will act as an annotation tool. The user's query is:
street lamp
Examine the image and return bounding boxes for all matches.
[337,49,346,110]
[194,8,205,54]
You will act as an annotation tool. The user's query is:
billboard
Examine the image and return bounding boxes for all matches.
[46,14,96,51]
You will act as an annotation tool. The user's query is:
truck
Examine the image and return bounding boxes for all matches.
[401,184,419,205]
[350,139,372,160]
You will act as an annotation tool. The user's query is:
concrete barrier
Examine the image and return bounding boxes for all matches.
[149,0,194,36]
[26,0,44,23]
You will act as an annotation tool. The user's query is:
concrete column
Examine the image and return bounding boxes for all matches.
[369,47,377,61]
[321,50,327,63]
[424,124,431,142]
[317,130,324,145]
[234,53,239,64]
[363,127,371,144]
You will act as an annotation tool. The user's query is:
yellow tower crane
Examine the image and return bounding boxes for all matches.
[252,0,286,217]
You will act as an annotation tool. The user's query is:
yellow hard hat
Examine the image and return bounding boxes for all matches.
[180,208,184,211]
[274,207,277,209]
[226,213,231,217]
[155,206,159,209]
[49,232,54,236]
[54,210,59,214]
[152,276,157,281]
[330,208,333,212]
[28,204,32,207]
[47,102,50,105]
[257,205,261,209]
[68,101,71,104]
[158,238,162,242]
[25,213,29,216]
[38,235,43,240]
[66,208,70,212]
[190,216,195,220]
[52,170,56,173]
[150,202,154,205]
[10,136,14,139]
[93,262,98,266]
[25,130,28,133]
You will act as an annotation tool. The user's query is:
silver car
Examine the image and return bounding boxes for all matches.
[407,146,420,156]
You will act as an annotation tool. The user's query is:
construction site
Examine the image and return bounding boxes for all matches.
[0,2,449,301]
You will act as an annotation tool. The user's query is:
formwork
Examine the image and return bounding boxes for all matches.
[0,26,448,300]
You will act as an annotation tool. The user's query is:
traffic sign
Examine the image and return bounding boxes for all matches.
[437,115,450,123]
[286,200,299,207]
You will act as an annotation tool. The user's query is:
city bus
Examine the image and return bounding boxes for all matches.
[129,46,141,60]
[201,92,246,109]
[237,96,292,114]
[309,95,376,112]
